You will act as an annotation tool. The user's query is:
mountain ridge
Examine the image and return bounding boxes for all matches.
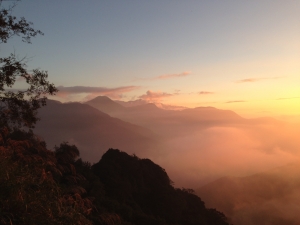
[34,99,159,162]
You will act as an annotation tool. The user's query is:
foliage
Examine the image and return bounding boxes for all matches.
[0,128,231,225]
[0,0,57,129]
[0,128,93,224]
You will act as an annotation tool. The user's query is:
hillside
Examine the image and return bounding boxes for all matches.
[34,100,158,162]
[85,96,127,114]
[0,129,230,225]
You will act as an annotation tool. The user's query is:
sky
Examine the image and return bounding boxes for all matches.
[2,0,300,118]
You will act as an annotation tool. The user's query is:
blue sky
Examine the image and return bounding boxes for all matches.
[2,0,300,117]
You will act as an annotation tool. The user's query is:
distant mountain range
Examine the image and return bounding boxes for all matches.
[32,95,300,225]
[85,96,249,138]
[35,95,287,166]
[34,100,159,162]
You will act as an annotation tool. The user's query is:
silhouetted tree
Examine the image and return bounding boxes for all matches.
[0,0,57,130]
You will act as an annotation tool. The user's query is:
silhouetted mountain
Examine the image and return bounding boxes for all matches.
[0,129,230,225]
[34,100,158,162]
[196,163,300,225]
[85,95,126,114]
[91,149,230,225]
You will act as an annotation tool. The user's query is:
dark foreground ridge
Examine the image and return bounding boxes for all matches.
[0,129,230,225]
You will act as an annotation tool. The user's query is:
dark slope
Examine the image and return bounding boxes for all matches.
[85,95,126,114]
[34,100,158,162]
[91,149,230,225]
[196,164,300,225]
[0,130,230,225]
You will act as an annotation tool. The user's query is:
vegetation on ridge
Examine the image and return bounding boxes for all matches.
[0,128,230,225]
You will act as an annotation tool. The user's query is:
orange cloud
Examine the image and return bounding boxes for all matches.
[276,97,300,100]
[236,76,283,83]
[157,71,192,80]
[133,71,191,81]
[226,100,247,103]
[199,91,214,95]
[139,90,173,102]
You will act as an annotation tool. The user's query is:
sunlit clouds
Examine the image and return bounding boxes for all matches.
[235,76,284,83]
[226,100,247,104]
[138,90,174,103]
[133,71,192,81]
[199,91,214,95]
[10,1,298,118]
[156,71,192,80]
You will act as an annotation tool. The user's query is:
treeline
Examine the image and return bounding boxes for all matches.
[0,128,230,225]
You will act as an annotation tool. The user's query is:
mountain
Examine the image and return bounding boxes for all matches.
[116,99,188,110]
[180,107,244,122]
[155,102,188,110]
[91,148,230,225]
[196,163,300,225]
[85,96,247,138]
[85,95,126,114]
[0,129,230,225]
[34,100,159,162]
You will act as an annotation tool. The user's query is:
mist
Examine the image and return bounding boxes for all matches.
[35,97,300,224]
[148,123,300,188]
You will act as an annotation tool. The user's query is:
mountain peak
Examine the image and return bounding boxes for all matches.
[85,96,125,114]
[87,95,113,103]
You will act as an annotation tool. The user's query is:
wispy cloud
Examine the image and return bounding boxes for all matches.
[138,90,174,102]
[226,100,247,103]
[157,71,192,80]
[134,71,191,81]
[199,91,214,95]
[56,85,140,101]
[236,78,262,83]
[276,97,300,100]
[236,76,283,83]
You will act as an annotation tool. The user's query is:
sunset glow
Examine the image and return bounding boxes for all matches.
[2,0,298,119]
[2,1,300,224]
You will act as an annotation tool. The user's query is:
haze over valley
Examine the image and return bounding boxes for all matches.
[36,96,300,185]
[2,1,299,224]
[32,95,300,224]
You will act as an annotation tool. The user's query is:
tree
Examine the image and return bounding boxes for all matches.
[0,0,57,130]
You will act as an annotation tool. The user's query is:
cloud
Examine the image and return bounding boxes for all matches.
[199,91,214,95]
[138,90,173,102]
[157,71,191,80]
[236,78,262,83]
[236,76,283,83]
[276,97,300,100]
[226,100,247,103]
[56,85,140,101]
[133,71,191,81]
